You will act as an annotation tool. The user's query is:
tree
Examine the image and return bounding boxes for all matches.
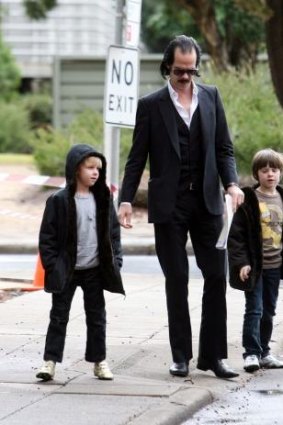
[142,0,265,71]
[0,35,20,99]
[142,0,201,53]
[176,0,229,71]
[141,0,283,108]
[234,0,283,108]
[265,0,283,108]
[23,0,58,20]
[22,0,283,108]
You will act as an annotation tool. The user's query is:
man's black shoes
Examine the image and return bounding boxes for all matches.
[197,359,239,378]
[169,362,189,377]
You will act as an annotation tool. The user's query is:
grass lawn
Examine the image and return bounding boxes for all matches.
[0,153,34,165]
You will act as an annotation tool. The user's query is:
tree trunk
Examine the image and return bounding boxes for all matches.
[265,0,283,108]
[177,0,229,72]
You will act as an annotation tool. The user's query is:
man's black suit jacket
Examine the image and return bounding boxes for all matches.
[120,83,238,223]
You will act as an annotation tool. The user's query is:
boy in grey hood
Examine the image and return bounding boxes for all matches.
[36,144,124,381]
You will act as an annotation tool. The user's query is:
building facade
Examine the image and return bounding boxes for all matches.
[1,0,117,77]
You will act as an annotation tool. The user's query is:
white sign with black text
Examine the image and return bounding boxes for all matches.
[104,45,139,127]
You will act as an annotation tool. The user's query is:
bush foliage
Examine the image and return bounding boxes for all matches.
[1,64,283,179]
[21,94,52,129]
[0,102,31,153]
[202,66,283,175]
[0,37,21,100]
[31,109,133,176]
[0,94,53,154]
[31,128,71,176]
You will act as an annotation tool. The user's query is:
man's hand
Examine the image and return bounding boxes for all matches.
[239,265,251,282]
[118,203,133,229]
[226,185,244,212]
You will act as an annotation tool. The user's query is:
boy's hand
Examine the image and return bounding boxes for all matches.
[226,185,244,212]
[239,265,251,282]
[118,203,133,229]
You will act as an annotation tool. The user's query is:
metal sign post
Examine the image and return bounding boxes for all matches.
[103,0,142,203]
[125,0,142,48]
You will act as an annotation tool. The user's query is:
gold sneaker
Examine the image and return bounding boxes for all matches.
[36,360,56,381]
[94,360,113,380]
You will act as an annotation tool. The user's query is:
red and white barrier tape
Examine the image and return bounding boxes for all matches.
[0,175,120,222]
[0,173,119,196]
[0,173,66,188]
[0,209,40,220]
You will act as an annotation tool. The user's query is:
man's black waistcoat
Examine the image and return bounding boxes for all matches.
[173,106,203,191]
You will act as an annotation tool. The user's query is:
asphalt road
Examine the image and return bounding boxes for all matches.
[0,254,203,279]
[184,367,283,425]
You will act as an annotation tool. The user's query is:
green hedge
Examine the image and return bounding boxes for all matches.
[0,94,53,153]
[21,94,52,129]
[31,66,283,178]
[203,66,283,174]
[0,102,31,153]
[32,128,70,176]
[0,37,20,100]
[31,108,133,176]
[2,65,283,179]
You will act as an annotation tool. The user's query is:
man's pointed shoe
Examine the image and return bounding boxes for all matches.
[169,362,189,377]
[197,359,239,378]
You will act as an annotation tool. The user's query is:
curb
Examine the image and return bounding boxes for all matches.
[0,241,193,290]
[0,244,38,254]
[0,242,194,256]
[129,387,213,425]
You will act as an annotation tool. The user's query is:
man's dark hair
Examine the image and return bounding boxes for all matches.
[160,35,201,79]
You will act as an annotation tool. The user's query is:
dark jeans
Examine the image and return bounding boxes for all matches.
[154,190,227,364]
[44,266,106,363]
[243,267,281,359]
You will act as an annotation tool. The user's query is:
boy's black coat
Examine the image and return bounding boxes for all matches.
[39,144,125,295]
[228,185,283,291]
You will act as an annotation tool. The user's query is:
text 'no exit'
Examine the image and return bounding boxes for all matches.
[104,46,139,127]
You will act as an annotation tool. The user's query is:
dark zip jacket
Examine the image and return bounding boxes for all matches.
[228,185,283,291]
[39,144,125,295]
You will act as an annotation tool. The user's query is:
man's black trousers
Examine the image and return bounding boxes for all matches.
[154,190,227,364]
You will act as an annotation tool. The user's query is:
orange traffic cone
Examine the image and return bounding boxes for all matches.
[25,254,45,291]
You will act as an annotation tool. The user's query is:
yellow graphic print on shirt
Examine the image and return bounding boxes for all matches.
[259,201,283,249]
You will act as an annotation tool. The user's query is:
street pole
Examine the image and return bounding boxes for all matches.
[104,0,142,202]
[104,0,124,203]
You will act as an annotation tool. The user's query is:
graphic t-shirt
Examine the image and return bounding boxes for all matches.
[256,189,283,269]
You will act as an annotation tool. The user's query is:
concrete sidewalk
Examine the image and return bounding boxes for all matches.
[1,270,283,424]
[2,175,283,423]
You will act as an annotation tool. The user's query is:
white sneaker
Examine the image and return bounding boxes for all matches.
[244,355,260,372]
[260,354,283,369]
[36,360,56,381]
[94,360,113,380]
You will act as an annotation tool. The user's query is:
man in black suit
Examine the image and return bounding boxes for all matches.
[118,35,244,378]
